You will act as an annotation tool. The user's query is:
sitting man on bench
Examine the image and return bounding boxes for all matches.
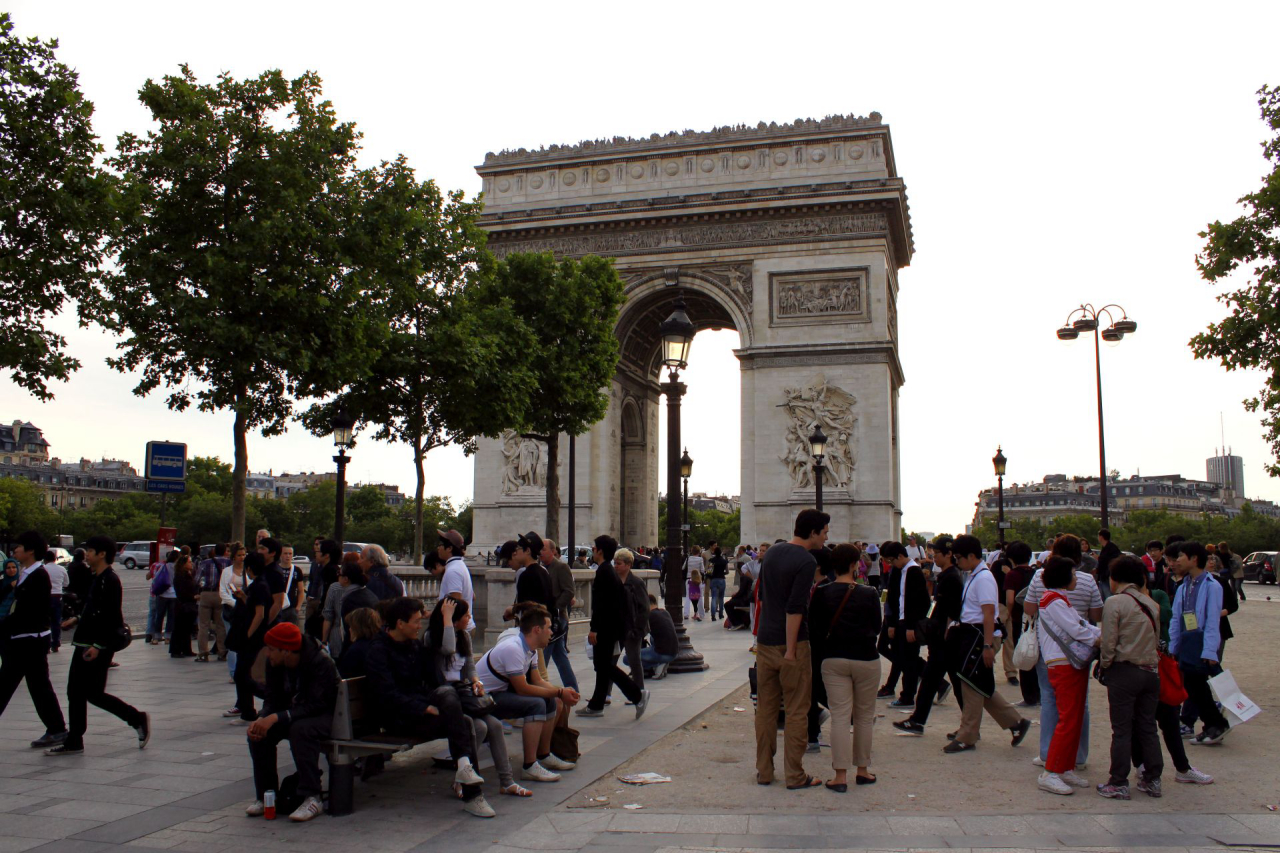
[363,597,493,818]
[245,622,339,822]
[476,603,579,783]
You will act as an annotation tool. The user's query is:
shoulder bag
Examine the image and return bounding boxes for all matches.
[1119,589,1186,705]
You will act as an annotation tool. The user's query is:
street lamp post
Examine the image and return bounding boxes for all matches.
[331,409,355,544]
[659,298,707,672]
[1056,304,1137,532]
[993,446,1007,547]
[681,449,693,564]
[809,425,827,512]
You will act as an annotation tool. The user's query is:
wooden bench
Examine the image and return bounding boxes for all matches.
[325,677,434,816]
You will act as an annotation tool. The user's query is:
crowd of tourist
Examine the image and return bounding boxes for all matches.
[0,511,1248,824]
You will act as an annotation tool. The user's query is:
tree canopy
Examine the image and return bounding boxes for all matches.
[99,67,391,543]
[0,13,114,399]
[1192,84,1280,477]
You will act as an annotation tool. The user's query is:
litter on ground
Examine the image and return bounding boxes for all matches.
[618,773,673,785]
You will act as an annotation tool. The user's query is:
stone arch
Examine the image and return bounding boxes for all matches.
[618,396,646,544]
[614,276,750,381]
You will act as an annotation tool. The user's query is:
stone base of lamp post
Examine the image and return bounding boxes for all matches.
[669,622,708,672]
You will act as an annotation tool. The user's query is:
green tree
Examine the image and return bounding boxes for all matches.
[99,67,388,545]
[478,252,625,539]
[1192,84,1280,477]
[185,456,233,500]
[0,477,58,538]
[453,501,473,545]
[0,14,115,399]
[303,164,533,562]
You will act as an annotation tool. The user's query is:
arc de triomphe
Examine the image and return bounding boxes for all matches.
[470,113,913,551]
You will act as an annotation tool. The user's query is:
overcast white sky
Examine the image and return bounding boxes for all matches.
[7,1,1280,536]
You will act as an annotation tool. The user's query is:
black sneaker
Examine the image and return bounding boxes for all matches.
[44,742,83,756]
[936,682,952,704]
[134,712,151,749]
[876,686,894,699]
[892,719,925,736]
[1010,718,1032,747]
[888,698,914,708]
[30,731,68,749]
[943,739,975,753]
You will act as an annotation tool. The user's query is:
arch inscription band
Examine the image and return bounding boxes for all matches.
[471,114,913,555]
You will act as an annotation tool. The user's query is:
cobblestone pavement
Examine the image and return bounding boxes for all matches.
[1,613,1277,853]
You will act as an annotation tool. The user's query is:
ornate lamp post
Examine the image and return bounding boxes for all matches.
[331,408,355,544]
[659,298,706,672]
[993,446,1007,547]
[680,449,693,563]
[1056,304,1138,531]
[809,425,827,512]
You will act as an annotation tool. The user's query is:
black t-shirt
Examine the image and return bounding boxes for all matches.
[708,554,729,580]
[243,576,274,645]
[756,543,817,646]
[263,565,286,597]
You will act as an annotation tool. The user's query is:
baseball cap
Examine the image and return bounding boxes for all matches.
[437,529,464,551]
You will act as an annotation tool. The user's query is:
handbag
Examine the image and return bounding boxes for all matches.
[550,723,580,762]
[1121,589,1186,704]
[110,622,133,653]
[1011,619,1038,671]
[149,566,171,596]
[454,679,496,717]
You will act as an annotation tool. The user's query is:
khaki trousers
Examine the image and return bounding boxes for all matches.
[998,605,1016,679]
[821,657,880,770]
[955,679,1023,745]
[197,591,226,656]
[754,642,812,786]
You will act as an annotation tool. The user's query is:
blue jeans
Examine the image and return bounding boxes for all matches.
[1037,655,1089,764]
[547,632,578,692]
[709,578,727,619]
[624,647,676,670]
[50,597,63,649]
[150,597,174,638]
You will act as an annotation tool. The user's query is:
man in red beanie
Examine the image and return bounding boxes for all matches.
[244,621,338,822]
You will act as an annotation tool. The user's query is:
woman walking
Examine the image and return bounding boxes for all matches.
[809,543,881,792]
[1036,557,1101,795]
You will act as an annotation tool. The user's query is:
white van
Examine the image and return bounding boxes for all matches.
[119,541,155,570]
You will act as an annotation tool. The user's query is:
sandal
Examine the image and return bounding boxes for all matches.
[824,781,847,793]
[786,775,823,790]
[856,774,877,785]
[501,783,533,797]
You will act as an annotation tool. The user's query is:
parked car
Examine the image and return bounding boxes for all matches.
[47,547,73,566]
[119,540,156,570]
[1244,551,1277,584]
[342,542,370,555]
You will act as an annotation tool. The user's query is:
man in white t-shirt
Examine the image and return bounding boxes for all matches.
[904,536,926,565]
[946,535,1031,753]
[476,604,580,783]
[434,529,474,632]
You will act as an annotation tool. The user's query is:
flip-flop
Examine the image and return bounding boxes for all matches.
[856,774,877,785]
[786,775,823,790]
[824,781,847,793]
[501,783,533,797]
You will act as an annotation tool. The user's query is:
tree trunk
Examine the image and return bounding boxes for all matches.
[412,433,426,566]
[231,398,248,545]
[545,432,560,541]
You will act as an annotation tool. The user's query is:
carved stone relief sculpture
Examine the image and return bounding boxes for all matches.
[501,430,547,494]
[769,267,870,327]
[779,375,858,492]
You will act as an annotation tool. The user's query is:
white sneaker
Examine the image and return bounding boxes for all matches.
[1031,756,1044,766]
[521,761,561,782]
[540,753,576,771]
[463,793,496,818]
[288,795,323,822]
[245,800,265,817]
[454,757,484,786]
[1060,769,1090,788]
[1038,771,1074,796]
[1175,767,1215,785]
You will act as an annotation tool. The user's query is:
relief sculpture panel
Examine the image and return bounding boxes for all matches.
[500,430,547,495]
[769,267,870,327]
[779,375,858,493]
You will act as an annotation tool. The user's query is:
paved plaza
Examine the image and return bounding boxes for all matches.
[1,611,1279,853]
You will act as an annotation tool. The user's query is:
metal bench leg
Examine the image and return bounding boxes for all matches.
[328,752,355,816]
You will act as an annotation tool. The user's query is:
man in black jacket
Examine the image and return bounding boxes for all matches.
[894,536,963,734]
[362,597,491,818]
[0,531,67,746]
[46,536,148,756]
[1097,528,1122,597]
[245,622,338,822]
[882,541,930,709]
[579,535,645,717]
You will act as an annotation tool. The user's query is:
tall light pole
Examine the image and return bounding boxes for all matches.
[681,449,693,564]
[1056,305,1137,532]
[993,446,1007,547]
[331,409,355,544]
[659,298,706,672]
[809,425,827,512]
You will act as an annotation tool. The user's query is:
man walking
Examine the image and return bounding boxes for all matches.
[882,541,929,709]
[893,536,961,735]
[579,536,647,717]
[1168,541,1232,745]
[944,535,1031,753]
[436,529,475,630]
[45,535,148,755]
[541,538,579,692]
[195,543,229,662]
[754,509,828,789]
[0,531,67,746]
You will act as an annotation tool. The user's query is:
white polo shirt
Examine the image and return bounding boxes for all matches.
[476,633,536,694]
[960,566,999,626]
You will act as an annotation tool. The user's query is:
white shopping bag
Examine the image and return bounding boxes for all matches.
[1208,669,1260,727]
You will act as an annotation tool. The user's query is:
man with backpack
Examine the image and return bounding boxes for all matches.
[45,535,149,756]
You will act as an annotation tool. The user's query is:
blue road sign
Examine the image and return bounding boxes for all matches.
[146,479,187,494]
[145,441,187,481]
